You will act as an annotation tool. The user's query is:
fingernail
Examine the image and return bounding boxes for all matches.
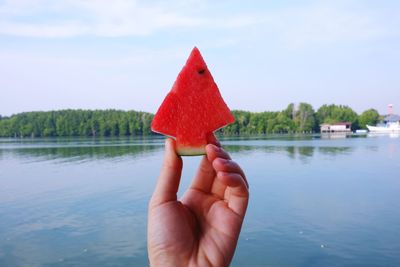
[208,143,219,151]
[219,158,229,164]
[217,171,227,178]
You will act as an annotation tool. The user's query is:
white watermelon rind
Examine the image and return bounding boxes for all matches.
[151,128,207,156]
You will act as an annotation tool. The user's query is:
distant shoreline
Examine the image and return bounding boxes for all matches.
[0,104,382,137]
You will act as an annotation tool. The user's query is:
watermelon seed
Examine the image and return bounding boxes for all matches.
[198,69,206,74]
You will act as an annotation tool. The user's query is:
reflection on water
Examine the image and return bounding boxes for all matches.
[225,144,353,163]
[9,145,162,162]
[0,136,358,163]
[320,132,352,139]
[317,146,353,155]
[1,135,400,267]
[367,132,400,139]
[0,137,164,162]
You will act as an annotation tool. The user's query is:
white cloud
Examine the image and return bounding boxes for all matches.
[0,0,397,49]
[263,3,389,48]
[0,21,88,38]
[0,0,259,38]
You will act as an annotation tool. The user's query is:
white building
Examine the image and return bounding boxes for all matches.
[320,122,352,133]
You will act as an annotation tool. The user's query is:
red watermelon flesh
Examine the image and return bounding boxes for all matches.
[151,47,235,156]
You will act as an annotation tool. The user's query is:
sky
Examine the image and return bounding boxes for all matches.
[0,0,399,116]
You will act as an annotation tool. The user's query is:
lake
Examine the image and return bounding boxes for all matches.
[0,135,399,267]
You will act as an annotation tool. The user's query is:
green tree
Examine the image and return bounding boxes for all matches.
[294,103,317,132]
[316,104,359,129]
[283,103,295,120]
[0,105,378,137]
[118,113,130,136]
[359,109,380,129]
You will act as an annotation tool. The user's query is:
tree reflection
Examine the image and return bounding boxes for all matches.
[1,136,355,163]
[225,144,353,161]
[318,146,353,155]
[2,144,162,162]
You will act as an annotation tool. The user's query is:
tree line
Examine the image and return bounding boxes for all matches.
[0,104,381,137]
[0,110,153,137]
[220,103,380,135]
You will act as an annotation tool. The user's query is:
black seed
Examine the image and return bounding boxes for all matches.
[198,69,206,74]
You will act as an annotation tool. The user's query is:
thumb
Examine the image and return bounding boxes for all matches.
[150,138,183,207]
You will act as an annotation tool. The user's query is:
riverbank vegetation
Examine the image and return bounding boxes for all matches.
[0,104,381,137]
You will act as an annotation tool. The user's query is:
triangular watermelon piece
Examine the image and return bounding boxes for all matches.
[151,47,235,156]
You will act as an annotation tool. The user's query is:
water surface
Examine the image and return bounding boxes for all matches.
[0,135,399,267]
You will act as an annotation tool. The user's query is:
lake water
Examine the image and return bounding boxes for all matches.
[0,135,399,267]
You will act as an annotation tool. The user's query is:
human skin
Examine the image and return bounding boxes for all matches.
[148,138,249,267]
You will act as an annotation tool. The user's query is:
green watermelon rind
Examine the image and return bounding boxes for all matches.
[152,123,232,156]
[150,129,202,156]
[176,146,206,156]
[152,128,206,156]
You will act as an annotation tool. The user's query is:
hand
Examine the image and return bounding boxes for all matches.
[148,138,249,267]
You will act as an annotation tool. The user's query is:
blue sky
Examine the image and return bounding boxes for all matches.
[0,0,399,116]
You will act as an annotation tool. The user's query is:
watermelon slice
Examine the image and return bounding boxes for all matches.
[151,47,235,156]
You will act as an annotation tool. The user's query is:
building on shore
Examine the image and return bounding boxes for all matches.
[383,114,400,124]
[320,122,352,133]
[367,114,400,133]
[366,104,400,133]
